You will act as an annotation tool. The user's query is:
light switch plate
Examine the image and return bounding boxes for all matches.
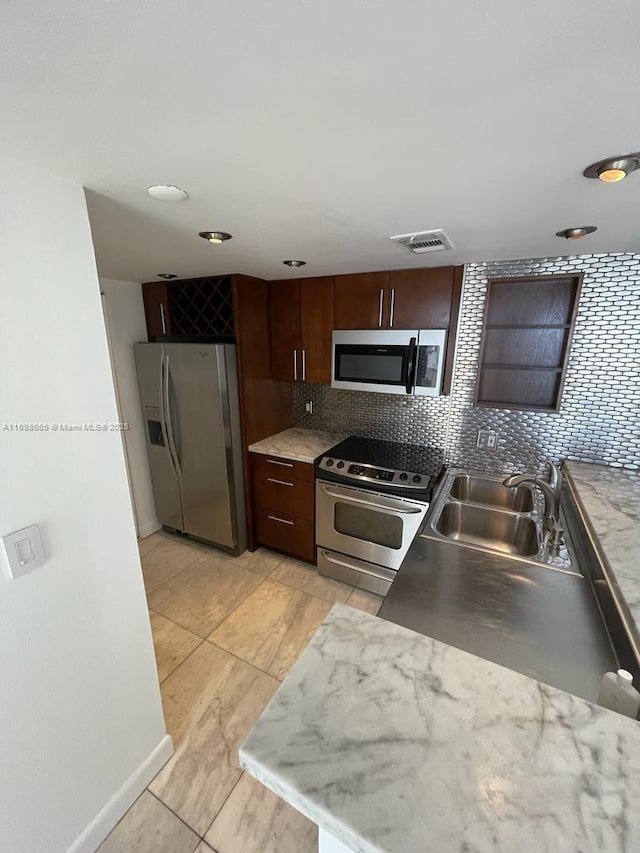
[1,524,46,579]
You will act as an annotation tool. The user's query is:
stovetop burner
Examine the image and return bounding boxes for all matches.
[316,436,445,499]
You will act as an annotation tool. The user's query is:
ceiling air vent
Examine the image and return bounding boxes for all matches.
[389,229,454,254]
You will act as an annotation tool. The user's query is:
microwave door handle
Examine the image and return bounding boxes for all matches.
[405,336,417,394]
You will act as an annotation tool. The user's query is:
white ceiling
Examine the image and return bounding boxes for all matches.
[2,0,640,282]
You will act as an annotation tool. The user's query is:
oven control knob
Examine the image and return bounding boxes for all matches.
[325,458,334,467]
[412,475,422,483]
[399,473,408,481]
[336,461,345,469]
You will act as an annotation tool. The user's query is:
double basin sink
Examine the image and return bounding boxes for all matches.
[424,469,571,569]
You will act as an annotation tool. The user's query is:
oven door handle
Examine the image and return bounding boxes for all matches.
[319,484,424,514]
[320,550,394,580]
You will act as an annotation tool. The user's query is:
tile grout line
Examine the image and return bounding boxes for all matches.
[96,787,151,849]
[146,788,207,844]
[268,572,354,605]
[148,608,207,685]
[205,636,282,683]
[199,770,246,844]
[144,548,212,597]
[147,561,265,639]
[145,546,284,606]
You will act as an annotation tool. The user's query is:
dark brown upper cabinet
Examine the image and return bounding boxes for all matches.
[388,267,457,329]
[300,277,334,384]
[333,271,390,329]
[142,281,172,340]
[269,276,334,384]
[475,274,583,412]
[334,266,460,330]
[269,278,301,382]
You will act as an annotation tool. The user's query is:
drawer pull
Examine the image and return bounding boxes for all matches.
[268,515,294,526]
[267,478,294,487]
[266,458,294,468]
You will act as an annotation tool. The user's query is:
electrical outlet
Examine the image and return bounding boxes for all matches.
[477,429,498,449]
[305,400,313,414]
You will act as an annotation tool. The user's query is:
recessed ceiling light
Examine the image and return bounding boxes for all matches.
[583,154,640,183]
[157,273,178,279]
[555,226,597,240]
[283,259,306,267]
[147,184,189,201]
[199,231,232,244]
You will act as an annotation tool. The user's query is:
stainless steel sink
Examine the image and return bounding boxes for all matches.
[423,468,575,571]
[435,502,539,557]
[449,474,534,511]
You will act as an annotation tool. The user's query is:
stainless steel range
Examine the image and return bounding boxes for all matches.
[315,437,445,595]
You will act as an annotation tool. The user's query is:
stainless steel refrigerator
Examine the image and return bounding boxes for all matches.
[134,343,246,554]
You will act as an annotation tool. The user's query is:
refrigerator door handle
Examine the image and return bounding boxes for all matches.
[158,353,172,458]
[162,353,182,479]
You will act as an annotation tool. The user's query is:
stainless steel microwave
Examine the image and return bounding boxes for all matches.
[331,329,447,396]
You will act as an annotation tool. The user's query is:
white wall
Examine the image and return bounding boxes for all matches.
[0,159,171,853]
[100,279,160,538]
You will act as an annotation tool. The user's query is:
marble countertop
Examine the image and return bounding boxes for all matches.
[565,462,640,636]
[241,604,640,853]
[248,427,347,464]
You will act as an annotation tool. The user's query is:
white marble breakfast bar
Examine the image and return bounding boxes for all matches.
[240,458,640,852]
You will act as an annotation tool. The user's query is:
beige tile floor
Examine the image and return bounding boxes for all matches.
[98,531,383,852]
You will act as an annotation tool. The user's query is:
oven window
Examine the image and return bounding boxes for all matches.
[334,345,407,385]
[334,503,403,549]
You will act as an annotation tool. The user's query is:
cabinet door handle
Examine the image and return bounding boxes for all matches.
[302,349,306,382]
[268,515,294,525]
[159,302,167,335]
[389,288,396,328]
[293,349,298,381]
[378,289,384,328]
[267,478,294,486]
[266,459,294,468]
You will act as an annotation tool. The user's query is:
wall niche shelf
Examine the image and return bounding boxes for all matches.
[474,274,583,412]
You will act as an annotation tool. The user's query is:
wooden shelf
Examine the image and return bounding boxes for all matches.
[476,400,559,413]
[485,323,572,330]
[475,274,583,412]
[482,364,564,373]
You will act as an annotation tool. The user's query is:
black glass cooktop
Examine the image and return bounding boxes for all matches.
[316,436,445,499]
[322,436,445,476]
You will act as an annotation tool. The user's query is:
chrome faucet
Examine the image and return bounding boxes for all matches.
[502,463,564,554]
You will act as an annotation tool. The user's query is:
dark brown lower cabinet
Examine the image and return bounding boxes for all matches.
[251,453,315,563]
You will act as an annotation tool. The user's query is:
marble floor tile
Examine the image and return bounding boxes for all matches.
[149,611,202,682]
[271,557,352,603]
[97,790,199,853]
[346,587,384,616]
[209,579,332,680]
[194,843,216,853]
[229,547,286,578]
[148,554,262,637]
[138,531,165,558]
[149,641,278,836]
[141,538,203,595]
[205,772,317,853]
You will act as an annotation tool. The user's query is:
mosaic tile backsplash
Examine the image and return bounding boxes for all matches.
[293,253,640,474]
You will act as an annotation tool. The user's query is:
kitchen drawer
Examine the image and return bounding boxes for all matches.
[252,453,315,483]
[253,469,314,521]
[255,507,315,563]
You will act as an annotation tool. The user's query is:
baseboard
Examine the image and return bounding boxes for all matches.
[137,518,161,539]
[67,734,174,853]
